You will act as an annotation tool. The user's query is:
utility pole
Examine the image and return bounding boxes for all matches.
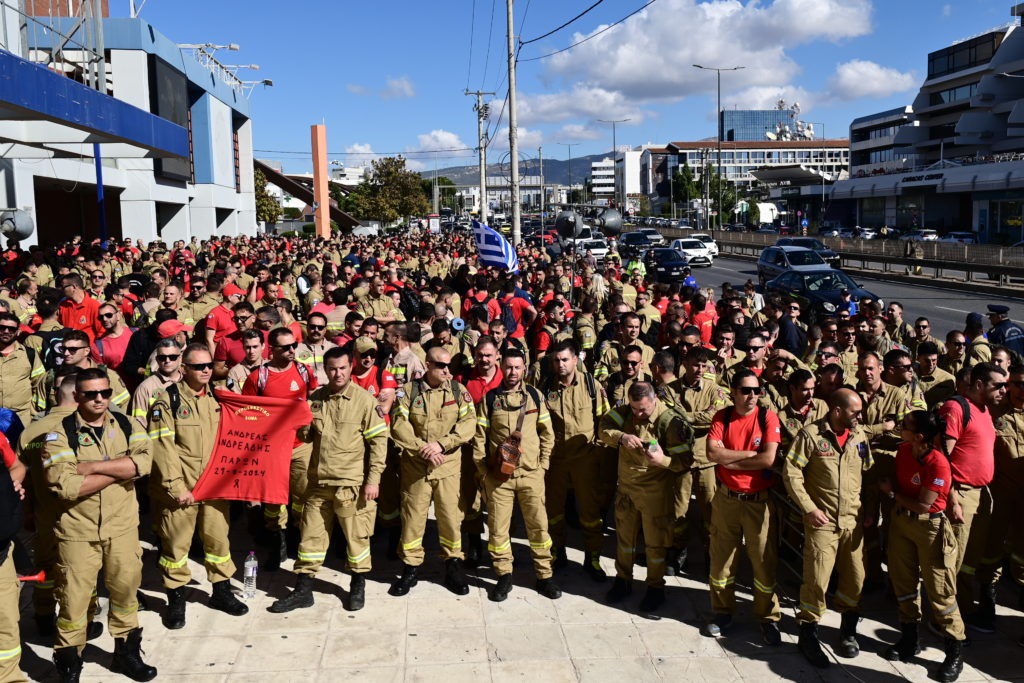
[538,146,544,218]
[693,64,744,230]
[465,90,495,224]
[597,118,630,211]
[432,153,439,214]
[506,0,521,245]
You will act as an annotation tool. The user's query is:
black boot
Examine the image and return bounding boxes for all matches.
[210,581,248,616]
[798,622,830,668]
[583,552,607,582]
[837,612,860,658]
[935,638,964,682]
[489,574,513,602]
[464,534,483,570]
[54,646,82,683]
[162,586,186,630]
[112,627,157,682]
[264,530,287,572]
[536,578,562,600]
[388,564,419,597]
[639,586,665,612]
[86,621,103,641]
[883,622,920,662]
[444,558,470,596]
[605,577,632,604]
[348,574,366,611]
[968,582,996,633]
[552,546,568,571]
[268,574,314,613]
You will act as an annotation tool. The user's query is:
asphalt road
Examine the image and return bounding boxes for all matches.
[693,257,1024,340]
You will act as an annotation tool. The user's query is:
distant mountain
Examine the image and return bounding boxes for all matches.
[421,152,613,186]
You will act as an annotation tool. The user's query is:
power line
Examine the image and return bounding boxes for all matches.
[481,0,497,89]
[519,0,605,45]
[519,0,659,62]
[465,0,477,91]
[254,147,477,157]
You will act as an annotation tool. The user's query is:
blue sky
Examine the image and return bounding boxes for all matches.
[137,0,1020,172]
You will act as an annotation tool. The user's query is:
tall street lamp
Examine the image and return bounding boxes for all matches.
[693,64,744,231]
[558,142,577,205]
[597,118,631,211]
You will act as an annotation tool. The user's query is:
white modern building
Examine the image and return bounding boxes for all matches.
[590,158,614,198]
[849,106,917,177]
[330,164,368,186]
[0,2,259,247]
[666,140,850,188]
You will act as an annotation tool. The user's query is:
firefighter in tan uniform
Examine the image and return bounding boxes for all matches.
[43,367,157,682]
[540,339,610,581]
[606,346,653,407]
[600,382,693,612]
[473,347,561,603]
[128,338,182,428]
[784,389,871,668]
[225,330,266,393]
[667,346,728,574]
[0,419,25,683]
[388,348,476,597]
[0,311,45,423]
[269,346,387,614]
[148,345,248,630]
[594,313,653,381]
[359,277,404,323]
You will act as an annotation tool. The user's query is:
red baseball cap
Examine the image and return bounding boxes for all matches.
[157,320,193,338]
[222,284,246,298]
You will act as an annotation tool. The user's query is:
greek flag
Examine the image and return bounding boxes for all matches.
[471,220,519,272]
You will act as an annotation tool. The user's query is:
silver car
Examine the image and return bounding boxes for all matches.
[757,245,828,286]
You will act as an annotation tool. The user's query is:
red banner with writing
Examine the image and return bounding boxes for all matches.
[192,389,312,505]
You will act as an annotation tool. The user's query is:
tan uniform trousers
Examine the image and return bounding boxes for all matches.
[376,445,402,528]
[708,489,781,622]
[0,552,26,683]
[545,443,605,555]
[978,477,1024,586]
[484,468,553,579]
[156,499,236,589]
[952,485,992,606]
[55,530,141,649]
[459,446,486,535]
[264,443,313,531]
[888,511,966,640]
[615,486,673,588]
[672,466,717,548]
[796,526,864,623]
[295,485,376,574]
[398,467,464,566]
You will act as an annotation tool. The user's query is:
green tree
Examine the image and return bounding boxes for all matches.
[421,176,457,210]
[346,156,429,223]
[254,168,281,225]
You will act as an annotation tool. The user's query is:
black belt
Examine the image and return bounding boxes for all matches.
[896,508,943,520]
[722,486,767,502]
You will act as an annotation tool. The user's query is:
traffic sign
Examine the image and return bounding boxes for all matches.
[801,218,809,227]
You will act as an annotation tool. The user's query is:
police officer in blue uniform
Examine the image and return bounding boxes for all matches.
[986,305,1024,357]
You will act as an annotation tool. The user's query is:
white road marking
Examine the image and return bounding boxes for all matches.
[936,306,970,313]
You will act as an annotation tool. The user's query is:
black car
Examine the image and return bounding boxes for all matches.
[618,231,652,256]
[764,268,879,324]
[642,248,690,283]
[776,237,840,268]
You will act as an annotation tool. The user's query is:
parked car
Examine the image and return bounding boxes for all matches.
[757,245,828,286]
[618,231,653,255]
[765,268,880,324]
[754,227,779,234]
[688,233,719,257]
[775,237,840,268]
[642,248,690,283]
[669,238,714,267]
[580,239,609,261]
[778,225,796,235]
[899,229,938,242]
[939,231,978,244]
[819,227,840,238]
[637,227,666,245]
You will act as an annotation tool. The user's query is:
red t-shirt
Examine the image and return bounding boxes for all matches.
[242,362,317,399]
[895,443,951,513]
[692,310,716,343]
[205,305,237,344]
[0,431,14,468]
[58,296,103,342]
[461,367,504,404]
[938,396,996,486]
[215,330,271,367]
[708,407,782,494]
[352,365,398,424]
[461,290,501,321]
[91,329,134,371]
[500,295,531,339]
[835,429,850,449]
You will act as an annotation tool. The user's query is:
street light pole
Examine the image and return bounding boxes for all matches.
[597,118,630,211]
[558,142,577,205]
[693,64,744,231]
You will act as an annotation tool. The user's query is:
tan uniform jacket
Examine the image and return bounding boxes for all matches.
[295,341,337,387]
[784,418,872,531]
[919,368,956,407]
[598,401,691,494]
[777,399,830,452]
[539,370,609,451]
[226,360,263,393]
[668,376,728,465]
[359,295,404,322]
[387,347,427,385]
[129,372,179,428]
[594,338,653,380]
[857,382,910,456]
[42,411,152,541]
[0,342,45,415]
[390,379,476,480]
[148,382,219,501]
[473,386,554,476]
[993,406,1024,488]
[967,337,992,366]
[17,406,76,523]
[302,383,388,487]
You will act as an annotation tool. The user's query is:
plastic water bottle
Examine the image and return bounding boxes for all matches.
[244,551,258,599]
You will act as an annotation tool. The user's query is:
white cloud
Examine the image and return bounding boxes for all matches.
[942,3,952,17]
[550,123,604,142]
[380,75,415,100]
[827,59,916,100]
[343,143,378,165]
[514,85,646,126]
[346,84,368,96]
[727,85,816,113]
[403,129,474,171]
[489,127,544,152]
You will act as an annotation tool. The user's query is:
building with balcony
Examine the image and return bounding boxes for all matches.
[849,106,917,176]
[665,140,850,188]
[590,158,614,198]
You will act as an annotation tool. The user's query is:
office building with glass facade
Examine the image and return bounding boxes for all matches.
[721,109,797,142]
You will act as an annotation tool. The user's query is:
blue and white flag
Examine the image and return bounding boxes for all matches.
[471,219,519,273]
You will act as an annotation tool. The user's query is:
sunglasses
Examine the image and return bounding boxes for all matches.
[99,312,117,320]
[91,275,105,280]
[747,346,765,352]
[233,316,253,323]
[273,342,298,352]
[789,306,801,311]
[738,386,762,396]
[81,388,113,400]
[890,364,913,371]
[0,325,18,333]
[429,361,452,370]
[624,360,642,367]
[915,324,929,329]
[818,351,838,359]
[992,382,1008,390]
[842,331,857,336]
[185,362,214,371]
[62,346,88,354]
[156,354,180,362]
[949,341,966,346]
[307,324,326,331]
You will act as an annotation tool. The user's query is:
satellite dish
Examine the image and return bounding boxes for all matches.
[765,131,778,140]
[0,210,34,241]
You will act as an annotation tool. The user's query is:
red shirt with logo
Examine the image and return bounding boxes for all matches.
[352,365,398,424]
[461,367,504,404]
[59,295,103,342]
[708,406,782,494]
[938,396,996,486]
[895,443,951,513]
[205,305,237,344]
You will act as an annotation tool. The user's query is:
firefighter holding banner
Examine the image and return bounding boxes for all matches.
[270,346,387,613]
[148,343,248,631]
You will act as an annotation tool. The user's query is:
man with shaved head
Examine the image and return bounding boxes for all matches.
[784,388,872,668]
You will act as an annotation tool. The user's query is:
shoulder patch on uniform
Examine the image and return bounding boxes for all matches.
[45,432,59,442]
[396,390,405,398]
[462,391,472,404]
[151,408,162,420]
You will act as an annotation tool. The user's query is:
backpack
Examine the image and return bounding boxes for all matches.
[62,411,133,455]
[408,378,466,412]
[485,384,543,422]
[131,299,152,328]
[722,405,768,441]
[497,296,518,336]
[942,395,971,458]
[255,361,312,395]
